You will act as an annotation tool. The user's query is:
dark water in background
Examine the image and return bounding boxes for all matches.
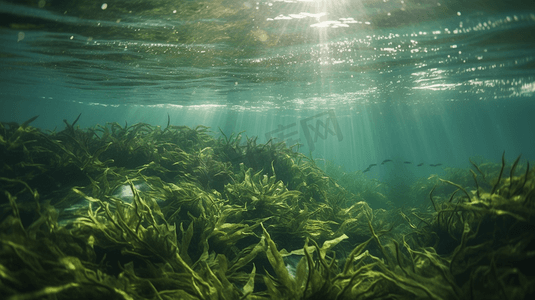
[1,0,535,178]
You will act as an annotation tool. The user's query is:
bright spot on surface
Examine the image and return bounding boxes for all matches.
[311,21,341,28]
[38,0,46,8]
[457,11,461,16]
[17,32,24,42]
[274,15,292,20]
[289,14,306,19]
[340,17,359,24]
[520,82,535,95]
[413,83,459,91]
[101,3,107,10]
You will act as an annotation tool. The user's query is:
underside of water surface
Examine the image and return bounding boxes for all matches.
[1,0,535,299]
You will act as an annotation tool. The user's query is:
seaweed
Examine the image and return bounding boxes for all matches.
[1,118,535,299]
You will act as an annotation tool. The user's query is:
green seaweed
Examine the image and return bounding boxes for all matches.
[1,118,535,300]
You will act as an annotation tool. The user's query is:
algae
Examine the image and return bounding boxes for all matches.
[1,116,534,299]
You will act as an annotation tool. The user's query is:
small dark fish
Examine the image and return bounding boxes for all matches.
[429,163,443,167]
[417,163,424,167]
[381,159,392,164]
[363,168,370,173]
[368,163,377,168]
[404,161,412,164]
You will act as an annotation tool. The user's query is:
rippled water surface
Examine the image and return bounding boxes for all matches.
[2,0,534,109]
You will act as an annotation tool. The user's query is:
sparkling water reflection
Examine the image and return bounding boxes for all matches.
[0,0,534,111]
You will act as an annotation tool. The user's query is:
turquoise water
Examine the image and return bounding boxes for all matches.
[1,0,535,175]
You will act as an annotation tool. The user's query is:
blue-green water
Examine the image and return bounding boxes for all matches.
[1,0,535,175]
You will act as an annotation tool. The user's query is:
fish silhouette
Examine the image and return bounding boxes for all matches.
[361,160,444,171]
[363,163,378,172]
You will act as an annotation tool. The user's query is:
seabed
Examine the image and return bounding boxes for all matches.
[1,116,534,300]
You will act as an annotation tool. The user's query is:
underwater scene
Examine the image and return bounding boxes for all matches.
[1,0,535,299]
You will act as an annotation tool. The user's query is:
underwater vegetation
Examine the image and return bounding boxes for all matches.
[1,116,534,300]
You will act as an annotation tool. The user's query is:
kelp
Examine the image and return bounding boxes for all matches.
[408,154,535,299]
[1,117,535,299]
